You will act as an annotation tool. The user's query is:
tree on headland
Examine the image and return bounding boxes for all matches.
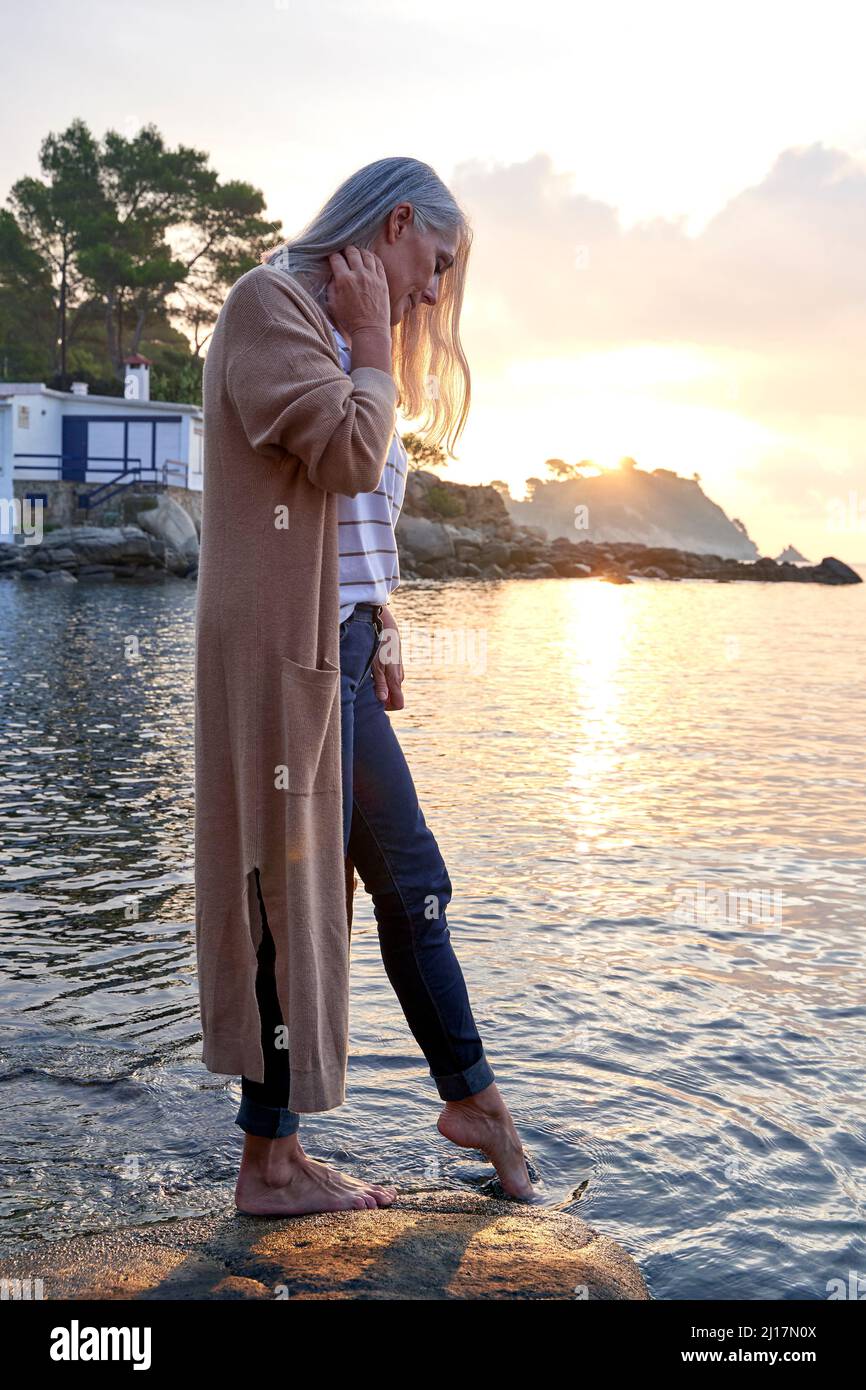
[0,118,281,400]
[545,457,578,481]
[545,457,600,480]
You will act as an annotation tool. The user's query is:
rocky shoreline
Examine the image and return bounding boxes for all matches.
[0,524,195,584]
[1,474,861,587]
[2,524,861,589]
[0,492,201,583]
[395,517,862,586]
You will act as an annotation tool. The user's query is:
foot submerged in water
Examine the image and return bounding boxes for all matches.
[436,1083,536,1201]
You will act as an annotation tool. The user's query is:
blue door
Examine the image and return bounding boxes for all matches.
[62,418,87,481]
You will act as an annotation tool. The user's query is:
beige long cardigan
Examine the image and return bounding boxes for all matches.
[194,263,398,1112]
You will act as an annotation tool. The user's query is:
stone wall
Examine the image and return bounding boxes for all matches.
[13,479,79,529]
[12,479,202,537]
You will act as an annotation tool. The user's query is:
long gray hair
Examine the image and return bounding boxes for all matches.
[260,156,472,459]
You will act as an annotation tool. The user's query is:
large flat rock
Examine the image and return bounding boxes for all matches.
[1,1189,649,1301]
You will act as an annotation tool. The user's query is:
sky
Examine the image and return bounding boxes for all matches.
[1,0,865,560]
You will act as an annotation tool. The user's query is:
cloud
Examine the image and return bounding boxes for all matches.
[451,143,866,408]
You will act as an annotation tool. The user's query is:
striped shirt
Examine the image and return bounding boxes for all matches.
[331,325,407,622]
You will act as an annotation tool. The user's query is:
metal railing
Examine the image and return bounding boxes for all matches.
[160,459,189,489]
[13,454,188,510]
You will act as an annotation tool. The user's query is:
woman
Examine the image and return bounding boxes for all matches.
[195,157,533,1216]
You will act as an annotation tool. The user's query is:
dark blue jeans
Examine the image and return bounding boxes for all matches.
[235,602,495,1138]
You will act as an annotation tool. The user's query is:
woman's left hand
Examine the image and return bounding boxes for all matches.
[372,606,405,710]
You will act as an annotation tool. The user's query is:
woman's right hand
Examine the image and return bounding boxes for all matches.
[325,246,392,337]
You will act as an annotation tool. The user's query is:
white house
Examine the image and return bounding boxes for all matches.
[1,354,203,540]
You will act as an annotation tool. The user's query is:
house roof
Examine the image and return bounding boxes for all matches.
[0,383,201,415]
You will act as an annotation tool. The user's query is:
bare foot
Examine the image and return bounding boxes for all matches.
[437,1083,535,1200]
[235,1133,398,1217]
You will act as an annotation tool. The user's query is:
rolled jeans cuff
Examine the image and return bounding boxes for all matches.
[432,1051,495,1102]
[235,1094,301,1138]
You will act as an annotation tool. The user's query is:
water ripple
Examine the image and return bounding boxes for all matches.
[0,574,864,1296]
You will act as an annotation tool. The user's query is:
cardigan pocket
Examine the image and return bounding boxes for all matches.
[279,655,340,795]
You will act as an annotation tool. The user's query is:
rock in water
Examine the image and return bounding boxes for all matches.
[0,1189,650,1301]
[814,556,863,584]
[135,495,199,565]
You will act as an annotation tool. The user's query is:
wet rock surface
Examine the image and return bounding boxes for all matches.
[0,1189,650,1301]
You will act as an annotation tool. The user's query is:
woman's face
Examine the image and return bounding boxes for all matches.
[370,204,458,326]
